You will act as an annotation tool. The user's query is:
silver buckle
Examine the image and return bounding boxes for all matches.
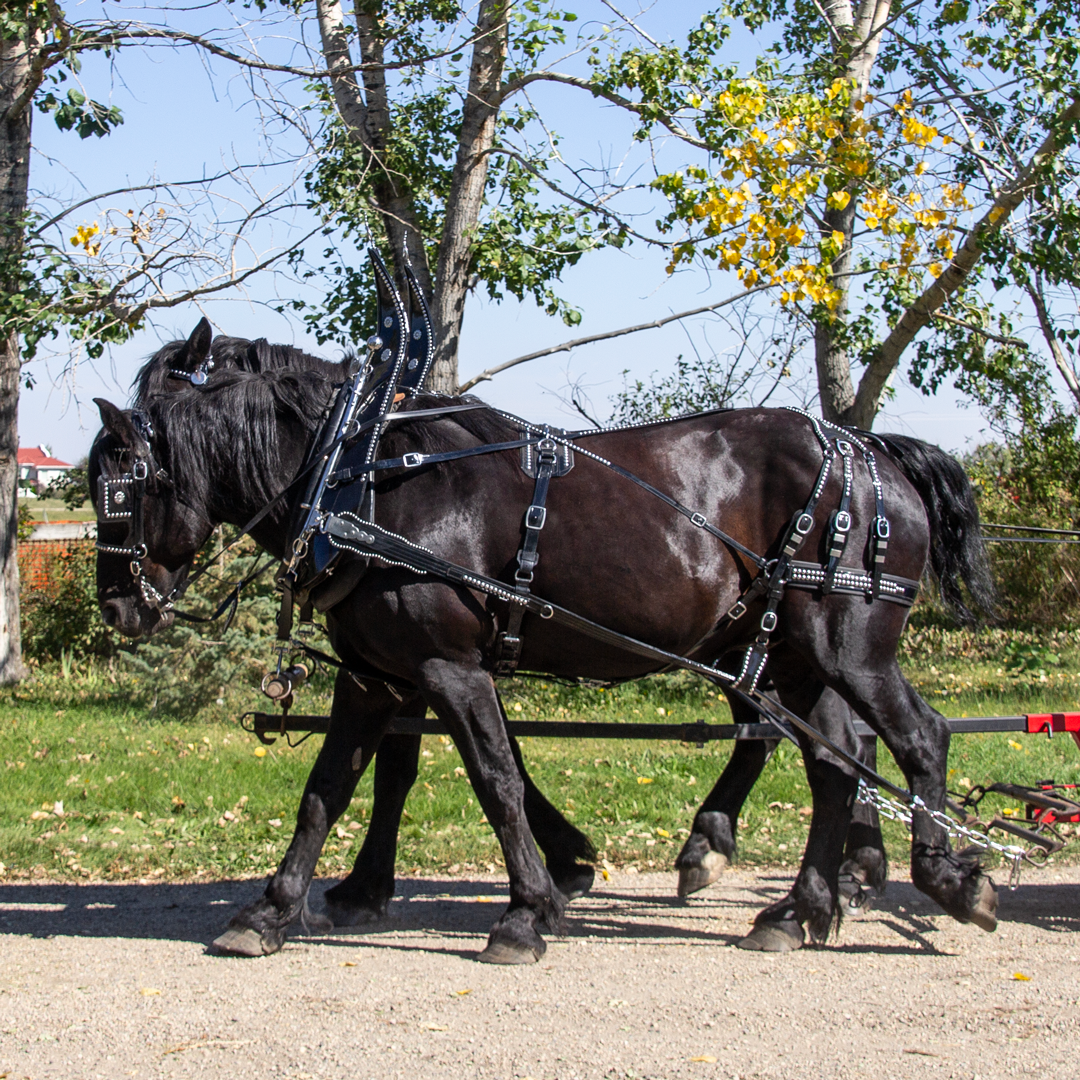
[132,460,149,481]
[525,505,547,530]
[690,512,707,528]
[402,452,425,468]
[760,611,778,633]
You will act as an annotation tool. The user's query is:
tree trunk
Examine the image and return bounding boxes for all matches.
[0,32,32,684]
[429,0,509,393]
[812,0,890,426]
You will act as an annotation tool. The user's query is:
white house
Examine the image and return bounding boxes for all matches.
[18,446,73,494]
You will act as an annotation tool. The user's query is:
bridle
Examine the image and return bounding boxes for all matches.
[94,410,177,614]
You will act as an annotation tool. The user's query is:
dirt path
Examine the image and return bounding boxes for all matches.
[1,865,1078,1080]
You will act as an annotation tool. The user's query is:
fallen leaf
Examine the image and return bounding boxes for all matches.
[340,961,356,967]
[690,1055,717,1063]
[1008,740,1023,751]
[424,1023,449,1031]
[1013,972,1031,981]
[637,776,654,785]
[455,989,472,995]
[140,988,162,996]
[253,747,267,758]
[903,1048,937,1057]
[656,828,670,838]
[600,868,610,881]
[268,818,282,827]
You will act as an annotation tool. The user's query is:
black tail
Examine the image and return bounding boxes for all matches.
[868,433,996,624]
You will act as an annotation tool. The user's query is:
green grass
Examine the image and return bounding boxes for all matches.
[18,496,95,523]
[2,629,1080,884]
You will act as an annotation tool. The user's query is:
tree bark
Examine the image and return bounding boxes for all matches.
[429,0,509,393]
[0,30,33,684]
[813,0,891,424]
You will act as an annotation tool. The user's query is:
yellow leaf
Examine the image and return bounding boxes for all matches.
[1013,972,1030,981]
[1008,740,1022,750]
[637,777,654,785]
[455,989,472,995]
[601,868,610,880]
[690,1055,718,1063]
[656,828,670,838]
[340,961,357,967]
[253,746,267,758]
[140,988,162,996]
[826,190,851,211]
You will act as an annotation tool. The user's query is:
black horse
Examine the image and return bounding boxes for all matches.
[92,354,994,963]
[133,323,891,926]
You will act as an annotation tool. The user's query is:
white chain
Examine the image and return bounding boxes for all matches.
[856,780,1036,888]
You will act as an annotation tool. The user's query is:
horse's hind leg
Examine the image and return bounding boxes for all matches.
[737,673,861,951]
[675,706,779,897]
[214,671,399,957]
[838,733,888,916]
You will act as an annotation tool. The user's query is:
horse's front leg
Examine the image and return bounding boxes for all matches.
[214,672,399,956]
[419,660,563,965]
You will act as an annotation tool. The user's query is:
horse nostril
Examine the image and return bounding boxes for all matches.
[101,601,120,628]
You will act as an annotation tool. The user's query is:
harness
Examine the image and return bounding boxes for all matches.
[94,245,928,810]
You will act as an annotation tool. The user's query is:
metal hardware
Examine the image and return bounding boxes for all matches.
[875,516,890,539]
[525,505,547,530]
[726,600,747,620]
[834,510,851,533]
[760,611,778,633]
[796,512,815,534]
[402,452,425,468]
[132,460,149,481]
[691,512,707,528]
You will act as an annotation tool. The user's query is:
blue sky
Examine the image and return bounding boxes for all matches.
[18,1,994,464]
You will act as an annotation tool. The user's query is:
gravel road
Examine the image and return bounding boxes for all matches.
[1,865,1078,1080]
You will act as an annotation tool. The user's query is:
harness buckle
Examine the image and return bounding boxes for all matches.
[525,505,547,530]
[875,516,890,539]
[132,460,149,481]
[834,510,852,534]
[690,512,707,528]
[836,439,853,457]
[760,610,778,633]
[402,452,426,468]
[795,512,815,535]
[726,600,748,621]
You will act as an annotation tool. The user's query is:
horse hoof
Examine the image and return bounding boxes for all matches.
[968,875,998,933]
[325,899,387,928]
[212,927,280,957]
[677,850,727,898]
[477,939,542,965]
[837,875,873,919]
[553,864,595,901]
[736,920,804,953]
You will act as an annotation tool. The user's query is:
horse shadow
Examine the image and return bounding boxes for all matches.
[2,874,1074,953]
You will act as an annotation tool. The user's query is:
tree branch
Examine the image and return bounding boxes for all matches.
[498,71,710,151]
[848,93,1080,427]
[930,311,1028,348]
[457,285,774,392]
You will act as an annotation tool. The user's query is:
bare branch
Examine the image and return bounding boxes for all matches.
[457,285,775,392]
[930,311,1028,348]
[499,71,710,151]
[849,94,1080,426]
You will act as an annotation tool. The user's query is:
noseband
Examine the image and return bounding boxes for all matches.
[95,413,175,613]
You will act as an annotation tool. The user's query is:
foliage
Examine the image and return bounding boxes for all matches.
[19,544,116,661]
[16,503,34,542]
[43,457,89,510]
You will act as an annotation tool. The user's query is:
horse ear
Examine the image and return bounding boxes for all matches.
[94,398,137,447]
[177,317,212,373]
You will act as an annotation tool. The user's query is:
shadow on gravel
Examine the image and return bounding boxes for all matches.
[2,874,1075,952]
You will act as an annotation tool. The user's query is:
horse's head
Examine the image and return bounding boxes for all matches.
[90,397,216,637]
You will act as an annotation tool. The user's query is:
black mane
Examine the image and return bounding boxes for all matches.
[131,334,349,403]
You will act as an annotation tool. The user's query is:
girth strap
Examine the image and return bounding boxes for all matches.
[495,434,559,676]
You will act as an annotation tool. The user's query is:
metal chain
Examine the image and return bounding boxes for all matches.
[856,780,1041,888]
